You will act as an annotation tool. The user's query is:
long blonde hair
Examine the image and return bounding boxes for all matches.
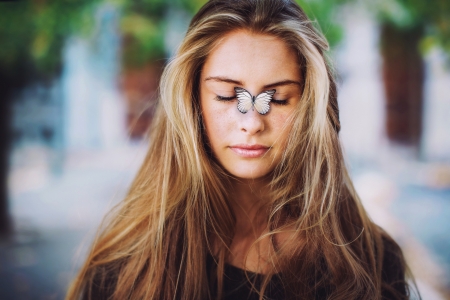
[67,0,410,299]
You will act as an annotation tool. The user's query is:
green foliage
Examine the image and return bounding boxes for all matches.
[371,0,450,55]
[0,0,353,75]
[120,12,166,66]
[117,0,207,68]
[295,0,351,48]
[2,0,447,79]
[0,0,101,79]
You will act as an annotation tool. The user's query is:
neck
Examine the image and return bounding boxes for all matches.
[229,176,272,235]
[224,176,277,272]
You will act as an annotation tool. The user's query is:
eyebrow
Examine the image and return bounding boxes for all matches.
[204,76,302,89]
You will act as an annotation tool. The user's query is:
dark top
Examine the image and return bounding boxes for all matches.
[206,254,288,300]
[87,235,408,300]
[206,235,408,300]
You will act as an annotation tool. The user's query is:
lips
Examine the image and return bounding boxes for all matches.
[229,144,270,158]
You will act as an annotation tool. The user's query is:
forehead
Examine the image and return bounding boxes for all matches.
[201,30,300,85]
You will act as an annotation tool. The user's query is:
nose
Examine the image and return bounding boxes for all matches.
[239,107,265,135]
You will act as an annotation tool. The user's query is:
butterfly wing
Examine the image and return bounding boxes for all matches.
[235,87,253,114]
[254,89,275,115]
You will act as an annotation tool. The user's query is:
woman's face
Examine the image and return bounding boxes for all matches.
[200,30,302,180]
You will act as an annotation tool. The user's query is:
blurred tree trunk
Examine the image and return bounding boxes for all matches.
[0,67,29,236]
[0,77,13,236]
[380,23,425,146]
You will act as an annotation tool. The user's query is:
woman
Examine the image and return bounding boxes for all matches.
[67,0,414,299]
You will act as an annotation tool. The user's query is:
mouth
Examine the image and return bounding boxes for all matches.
[229,144,270,158]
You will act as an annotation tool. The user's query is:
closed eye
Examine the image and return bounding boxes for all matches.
[215,95,236,101]
[271,99,288,105]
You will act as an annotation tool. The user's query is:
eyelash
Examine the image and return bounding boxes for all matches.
[215,95,288,105]
[215,95,236,101]
[271,99,288,105]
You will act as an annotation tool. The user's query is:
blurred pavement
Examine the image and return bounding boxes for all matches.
[0,144,147,300]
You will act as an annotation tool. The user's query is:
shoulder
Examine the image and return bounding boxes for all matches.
[381,232,405,278]
[379,230,410,299]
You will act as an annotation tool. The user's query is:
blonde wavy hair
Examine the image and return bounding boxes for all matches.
[67,0,411,299]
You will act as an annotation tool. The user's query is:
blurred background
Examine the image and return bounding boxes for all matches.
[0,0,449,299]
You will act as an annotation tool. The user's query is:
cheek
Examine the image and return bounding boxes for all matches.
[272,112,287,126]
[202,102,235,148]
[270,111,293,142]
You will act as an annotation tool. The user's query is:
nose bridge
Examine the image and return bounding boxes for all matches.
[239,106,265,134]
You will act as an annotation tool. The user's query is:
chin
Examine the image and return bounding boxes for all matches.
[226,163,274,180]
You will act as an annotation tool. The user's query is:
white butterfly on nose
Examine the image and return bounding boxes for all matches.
[234,87,276,115]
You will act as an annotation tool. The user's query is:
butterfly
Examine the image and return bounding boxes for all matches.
[234,87,276,115]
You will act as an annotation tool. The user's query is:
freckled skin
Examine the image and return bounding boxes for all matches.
[200,30,302,180]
